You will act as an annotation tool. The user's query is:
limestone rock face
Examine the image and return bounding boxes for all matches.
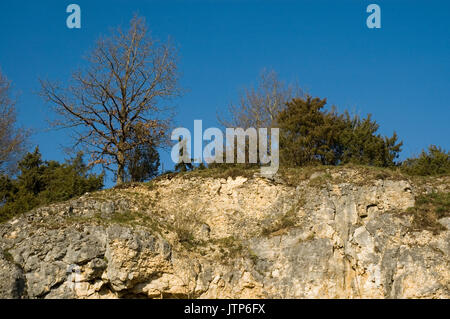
[0,169,448,299]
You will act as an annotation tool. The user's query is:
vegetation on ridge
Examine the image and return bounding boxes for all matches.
[405,191,450,234]
[0,148,103,222]
[0,16,448,224]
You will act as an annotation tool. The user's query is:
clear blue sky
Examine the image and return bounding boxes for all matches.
[0,0,449,185]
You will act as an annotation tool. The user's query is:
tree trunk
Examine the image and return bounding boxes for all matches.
[116,150,125,185]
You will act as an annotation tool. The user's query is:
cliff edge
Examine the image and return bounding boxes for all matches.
[1,167,449,298]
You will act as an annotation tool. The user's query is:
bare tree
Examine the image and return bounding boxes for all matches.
[214,69,301,166]
[41,16,180,184]
[0,70,27,175]
[218,69,302,129]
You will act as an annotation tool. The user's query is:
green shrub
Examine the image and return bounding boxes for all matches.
[276,96,402,168]
[0,147,103,222]
[401,145,450,176]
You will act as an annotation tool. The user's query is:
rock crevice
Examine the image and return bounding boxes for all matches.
[0,170,448,298]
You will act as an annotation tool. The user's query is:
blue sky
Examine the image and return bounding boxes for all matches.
[0,0,449,185]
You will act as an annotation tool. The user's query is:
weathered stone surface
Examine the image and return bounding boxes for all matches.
[0,170,448,298]
[0,254,26,298]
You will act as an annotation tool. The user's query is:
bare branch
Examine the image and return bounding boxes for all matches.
[40,15,180,184]
[218,68,303,129]
[0,69,28,175]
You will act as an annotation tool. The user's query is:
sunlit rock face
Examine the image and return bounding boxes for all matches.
[0,169,449,299]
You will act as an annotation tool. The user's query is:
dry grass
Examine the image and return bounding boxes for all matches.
[404,192,450,234]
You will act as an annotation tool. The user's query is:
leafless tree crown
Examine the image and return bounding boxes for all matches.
[41,16,180,184]
[218,69,303,129]
[0,70,27,174]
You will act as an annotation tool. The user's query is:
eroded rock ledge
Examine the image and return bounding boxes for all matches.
[0,168,449,298]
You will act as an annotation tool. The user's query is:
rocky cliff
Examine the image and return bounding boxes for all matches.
[0,167,449,299]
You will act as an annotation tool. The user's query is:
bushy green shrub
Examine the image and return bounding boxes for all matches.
[401,145,450,176]
[125,142,160,182]
[276,96,402,168]
[0,147,103,222]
